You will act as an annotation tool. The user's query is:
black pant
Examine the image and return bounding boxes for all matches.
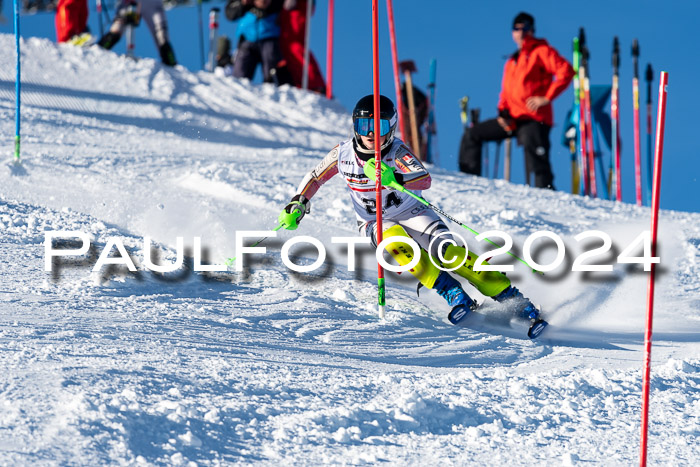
[458,118,554,189]
[233,38,282,83]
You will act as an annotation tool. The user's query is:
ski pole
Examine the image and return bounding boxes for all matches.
[225,224,283,267]
[391,184,542,274]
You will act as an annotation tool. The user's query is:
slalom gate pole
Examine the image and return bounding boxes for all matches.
[325,0,334,99]
[393,185,541,274]
[372,0,386,319]
[207,8,220,72]
[225,225,283,266]
[197,0,205,69]
[301,0,313,91]
[639,70,668,467]
[645,64,654,206]
[385,0,408,147]
[371,0,385,319]
[13,0,20,163]
[632,39,642,206]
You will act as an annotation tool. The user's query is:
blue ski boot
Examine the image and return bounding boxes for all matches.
[433,271,477,325]
[493,285,548,339]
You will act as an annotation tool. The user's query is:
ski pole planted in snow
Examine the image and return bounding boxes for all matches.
[639,70,668,467]
[207,8,220,72]
[426,58,437,164]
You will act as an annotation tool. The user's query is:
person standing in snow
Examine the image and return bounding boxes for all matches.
[54,0,89,44]
[278,0,326,93]
[97,0,177,66]
[225,0,289,84]
[278,95,547,338]
[459,12,574,189]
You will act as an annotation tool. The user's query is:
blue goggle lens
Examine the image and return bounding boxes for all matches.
[354,118,392,137]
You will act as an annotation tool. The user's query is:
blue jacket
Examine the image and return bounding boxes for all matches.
[225,0,282,44]
[235,11,281,43]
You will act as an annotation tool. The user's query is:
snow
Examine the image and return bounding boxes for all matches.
[1,35,699,464]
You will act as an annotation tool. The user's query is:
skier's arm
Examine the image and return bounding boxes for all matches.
[541,46,575,102]
[393,146,431,190]
[294,146,340,200]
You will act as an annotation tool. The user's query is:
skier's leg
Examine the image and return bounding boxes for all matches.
[458,118,509,176]
[440,244,511,297]
[380,225,476,324]
[517,120,554,189]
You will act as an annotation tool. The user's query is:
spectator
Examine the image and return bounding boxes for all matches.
[279,0,326,93]
[55,0,89,43]
[458,12,573,189]
[97,0,177,66]
[225,0,288,84]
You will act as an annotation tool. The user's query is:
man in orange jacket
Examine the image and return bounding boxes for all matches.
[459,12,574,189]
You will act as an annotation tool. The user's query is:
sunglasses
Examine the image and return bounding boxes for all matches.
[513,25,532,32]
[354,117,392,137]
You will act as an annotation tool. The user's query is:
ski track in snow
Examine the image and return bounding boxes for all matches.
[0,35,699,465]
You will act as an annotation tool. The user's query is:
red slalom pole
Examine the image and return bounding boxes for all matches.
[639,71,668,467]
[371,0,385,318]
[385,0,408,145]
[325,0,334,99]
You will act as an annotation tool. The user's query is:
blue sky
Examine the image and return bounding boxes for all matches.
[2,0,697,213]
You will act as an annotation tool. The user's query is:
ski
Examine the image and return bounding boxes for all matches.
[632,39,642,206]
[645,63,654,206]
[611,37,622,201]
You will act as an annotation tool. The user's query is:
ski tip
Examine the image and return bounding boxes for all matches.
[528,319,549,339]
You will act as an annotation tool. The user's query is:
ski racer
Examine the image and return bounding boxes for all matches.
[278,94,548,338]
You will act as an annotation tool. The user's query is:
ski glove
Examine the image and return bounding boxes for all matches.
[278,194,310,230]
[363,159,404,190]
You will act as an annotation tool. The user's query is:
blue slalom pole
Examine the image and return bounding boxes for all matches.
[13,0,21,163]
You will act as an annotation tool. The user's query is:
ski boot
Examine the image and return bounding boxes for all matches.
[433,271,477,325]
[159,42,178,67]
[97,32,121,50]
[493,285,548,339]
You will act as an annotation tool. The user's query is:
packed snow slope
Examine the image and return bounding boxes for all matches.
[1,35,699,465]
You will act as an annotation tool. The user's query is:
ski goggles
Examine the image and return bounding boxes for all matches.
[354,117,393,137]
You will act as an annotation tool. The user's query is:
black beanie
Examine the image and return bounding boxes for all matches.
[513,12,535,31]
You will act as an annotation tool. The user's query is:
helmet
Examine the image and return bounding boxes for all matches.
[352,94,398,160]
